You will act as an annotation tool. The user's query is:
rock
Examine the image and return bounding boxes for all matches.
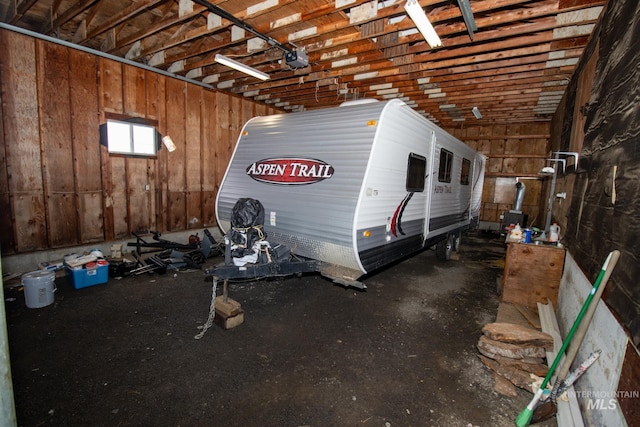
[477,335,547,359]
[481,322,554,348]
[477,348,549,377]
[478,355,536,392]
[493,371,518,397]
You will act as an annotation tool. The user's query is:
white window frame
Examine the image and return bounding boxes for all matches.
[105,119,157,157]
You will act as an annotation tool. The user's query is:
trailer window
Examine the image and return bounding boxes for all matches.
[406,153,426,192]
[438,149,453,183]
[461,158,471,185]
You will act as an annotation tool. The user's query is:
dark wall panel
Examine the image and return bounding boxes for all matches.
[557,0,640,347]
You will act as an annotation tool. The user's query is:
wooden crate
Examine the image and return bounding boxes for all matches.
[501,242,566,308]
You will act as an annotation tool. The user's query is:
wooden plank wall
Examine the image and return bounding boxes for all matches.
[0,28,552,254]
[447,124,550,228]
[0,29,279,255]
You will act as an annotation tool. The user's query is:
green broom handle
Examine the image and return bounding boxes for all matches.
[539,250,614,389]
[555,250,620,383]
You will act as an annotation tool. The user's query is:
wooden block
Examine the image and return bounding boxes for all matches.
[514,303,541,329]
[496,302,531,327]
[214,296,244,329]
[501,242,565,308]
[482,322,553,348]
[214,310,244,330]
[215,296,242,317]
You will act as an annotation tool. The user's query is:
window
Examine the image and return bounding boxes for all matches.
[438,148,453,183]
[406,153,426,192]
[103,119,158,156]
[460,158,471,185]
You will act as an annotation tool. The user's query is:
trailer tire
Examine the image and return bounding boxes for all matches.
[453,232,461,252]
[436,234,454,261]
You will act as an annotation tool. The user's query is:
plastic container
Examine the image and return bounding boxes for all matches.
[22,270,56,308]
[67,263,109,289]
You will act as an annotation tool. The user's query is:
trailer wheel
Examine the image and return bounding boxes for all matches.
[436,234,454,261]
[453,232,461,252]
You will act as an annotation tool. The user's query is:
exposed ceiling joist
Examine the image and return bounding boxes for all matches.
[0,0,606,125]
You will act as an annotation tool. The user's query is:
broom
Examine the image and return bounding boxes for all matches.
[532,249,620,422]
[514,250,617,427]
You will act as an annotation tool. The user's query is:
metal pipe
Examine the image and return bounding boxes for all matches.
[513,181,526,212]
[0,23,214,90]
[190,0,293,54]
[544,161,559,233]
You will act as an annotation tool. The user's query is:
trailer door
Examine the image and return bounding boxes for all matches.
[422,130,436,241]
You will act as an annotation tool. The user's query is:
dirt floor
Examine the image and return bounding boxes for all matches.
[4,232,557,427]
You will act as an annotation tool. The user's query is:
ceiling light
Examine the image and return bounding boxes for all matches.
[404,0,442,48]
[215,54,270,81]
[472,106,482,119]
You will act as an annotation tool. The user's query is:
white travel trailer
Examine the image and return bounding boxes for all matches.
[216,99,485,286]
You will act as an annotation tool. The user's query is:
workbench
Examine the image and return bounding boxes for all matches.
[501,242,566,308]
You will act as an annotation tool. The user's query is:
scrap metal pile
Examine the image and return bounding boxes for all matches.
[109,229,224,278]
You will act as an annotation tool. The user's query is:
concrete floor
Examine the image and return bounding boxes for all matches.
[4,232,557,426]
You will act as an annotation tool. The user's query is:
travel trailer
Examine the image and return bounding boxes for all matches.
[215,99,486,287]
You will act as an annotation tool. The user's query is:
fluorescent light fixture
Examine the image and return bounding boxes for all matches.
[404,0,442,48]
[472,106,482,119]
[214,54,270,81]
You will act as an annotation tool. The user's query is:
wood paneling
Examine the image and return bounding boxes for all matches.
[215,92,230,192]
[110,156,129,238]
[1,28,550,255]
[0,83,14,252]
[618,343,640,424]
[0,28,274,254]
[201,89,217,227]
[123,66,146,117]
[1,30,47,252]
[502,243,566,308]
[185,83,202,230]
[165,77,186,232]
[69,48,103,242]
[155,75,167,231]
[37,40,77,247]
[127,157,150,234]
[448,123,550,226]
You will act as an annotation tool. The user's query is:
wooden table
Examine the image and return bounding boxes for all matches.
[501,242,566,308]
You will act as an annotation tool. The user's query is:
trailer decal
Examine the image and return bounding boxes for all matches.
[246,157,335,185]
[391,192,414,237]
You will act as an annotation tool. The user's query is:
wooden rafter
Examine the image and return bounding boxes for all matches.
[2,0,607,125]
